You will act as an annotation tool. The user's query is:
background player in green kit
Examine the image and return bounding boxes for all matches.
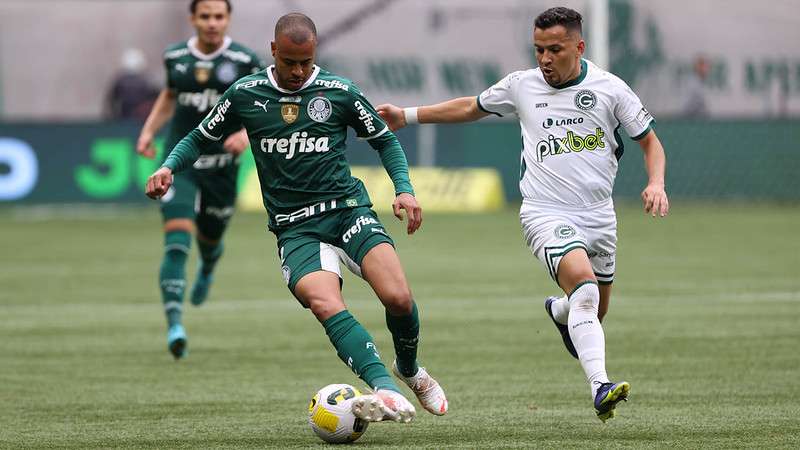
[145,13,448,424]
[136,0,264,359]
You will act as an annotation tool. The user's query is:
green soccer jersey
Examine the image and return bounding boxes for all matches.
[163,65,414,231]
[163,36,265,160]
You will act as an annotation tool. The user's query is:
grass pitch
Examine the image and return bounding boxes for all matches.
[1,202,799,448]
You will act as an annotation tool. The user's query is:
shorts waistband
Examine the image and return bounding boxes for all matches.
[522,197,613,211]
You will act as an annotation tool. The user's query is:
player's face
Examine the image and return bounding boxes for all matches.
[533,25,585,87]
[191,0,230,50]
[271,34,316,91]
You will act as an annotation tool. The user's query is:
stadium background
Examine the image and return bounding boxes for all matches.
[2,0,798,448]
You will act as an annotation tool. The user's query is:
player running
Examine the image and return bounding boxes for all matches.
[136,0,265,359]
[144,13,447,423]
[376,7,669,422]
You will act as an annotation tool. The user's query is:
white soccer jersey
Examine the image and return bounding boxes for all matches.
[478,59,653,206]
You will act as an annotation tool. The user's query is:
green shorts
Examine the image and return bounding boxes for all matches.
[275,206,395,297]
[159,166,238,240]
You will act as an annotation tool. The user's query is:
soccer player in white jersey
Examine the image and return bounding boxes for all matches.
[377,6,669,422]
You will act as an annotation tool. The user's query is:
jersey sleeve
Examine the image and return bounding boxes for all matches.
[477,71,521,117]
[344,85,391,141]
[613,78,654,140]
[163,53,175,90]
[196,85,242,142]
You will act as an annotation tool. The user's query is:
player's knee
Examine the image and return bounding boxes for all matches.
[568,281,600,315]
[305,295,344,321]
[381,288,414,315]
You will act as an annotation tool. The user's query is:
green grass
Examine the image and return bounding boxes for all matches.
[1,203,799,449]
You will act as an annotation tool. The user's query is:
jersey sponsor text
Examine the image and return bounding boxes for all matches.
[536,128,606,162]
[178,89,222,112]
[259,132,331,159]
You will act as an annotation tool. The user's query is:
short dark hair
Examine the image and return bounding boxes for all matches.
[190,0,232,14]
[534,7,582,35]
[275,12,317,43]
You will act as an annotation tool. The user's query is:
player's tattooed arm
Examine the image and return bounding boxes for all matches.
[638,131,669,218]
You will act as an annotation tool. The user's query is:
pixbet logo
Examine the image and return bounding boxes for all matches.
[535,128,606,162]
[342,216,379,243]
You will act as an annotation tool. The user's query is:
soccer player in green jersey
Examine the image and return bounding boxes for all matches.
[145,13,448,423]
[136,0,265,359]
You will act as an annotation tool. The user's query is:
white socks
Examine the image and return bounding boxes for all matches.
[550,296,570,324]
[567,282,609,398]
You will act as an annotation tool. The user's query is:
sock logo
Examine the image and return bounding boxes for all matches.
[572,320,594,329]
[366,342,380,358]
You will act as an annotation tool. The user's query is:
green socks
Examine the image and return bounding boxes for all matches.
[323,310,399,392]
[197,240,223,276]
[160,231,190,327]
[386,302,420,377]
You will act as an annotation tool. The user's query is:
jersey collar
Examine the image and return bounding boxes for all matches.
[552,59,588,90]
[187,36,232,61]
[266,65,321,93]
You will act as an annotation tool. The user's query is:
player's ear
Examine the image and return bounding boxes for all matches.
[576,39,585,55]
[270,41,277,57]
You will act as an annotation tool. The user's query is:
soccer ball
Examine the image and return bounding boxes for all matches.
[308,383,369,444]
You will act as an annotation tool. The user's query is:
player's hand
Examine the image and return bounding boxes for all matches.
[136,132,156,159]
[641,182,669,217]
[392,192,422,235]
[223,129,249,155]
[145,167,173,200]
[376,104,407,131]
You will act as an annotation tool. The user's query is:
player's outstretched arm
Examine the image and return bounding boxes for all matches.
[143,128,205,200]
[377,97,489,131]
[638,131,669,218]
[137,88,176,159]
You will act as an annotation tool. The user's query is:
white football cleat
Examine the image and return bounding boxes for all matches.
[392,361,449,415]
[351,389,416,423]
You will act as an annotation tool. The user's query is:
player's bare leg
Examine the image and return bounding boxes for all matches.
[598,283,612,322]
[557,249,628,422]
[361,243,448,416]
[295,270,415,423]
[161,219,194,359]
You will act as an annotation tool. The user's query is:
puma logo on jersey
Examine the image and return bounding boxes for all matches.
[254,99,269,112]
[260,131,331,159]
[535,128,606,162]
[175,63,188,73]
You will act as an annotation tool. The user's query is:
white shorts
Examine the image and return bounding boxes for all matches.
[519,198,617,285]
